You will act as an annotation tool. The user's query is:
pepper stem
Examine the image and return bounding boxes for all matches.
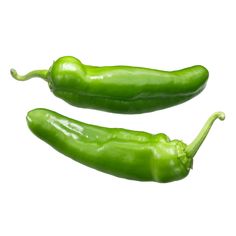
[186,112,225,159]
[10,69,48,82]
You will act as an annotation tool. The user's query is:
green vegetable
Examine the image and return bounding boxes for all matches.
[27,108,224,183]
[11,56,208,114]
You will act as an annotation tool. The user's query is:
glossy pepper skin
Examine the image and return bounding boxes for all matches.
[26,108,224,183]
[11,56,209,114]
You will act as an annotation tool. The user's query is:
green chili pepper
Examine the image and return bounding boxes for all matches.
[11,56,208,114]
[26,108,224,183]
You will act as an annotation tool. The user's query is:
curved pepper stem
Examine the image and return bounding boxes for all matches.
[10,69,48,82]
[186,112,225,159]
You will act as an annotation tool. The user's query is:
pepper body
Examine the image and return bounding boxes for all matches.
[11,56,209,113]
[26,108,224,183]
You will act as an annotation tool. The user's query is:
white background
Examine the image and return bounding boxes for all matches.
[1,0,235,235]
